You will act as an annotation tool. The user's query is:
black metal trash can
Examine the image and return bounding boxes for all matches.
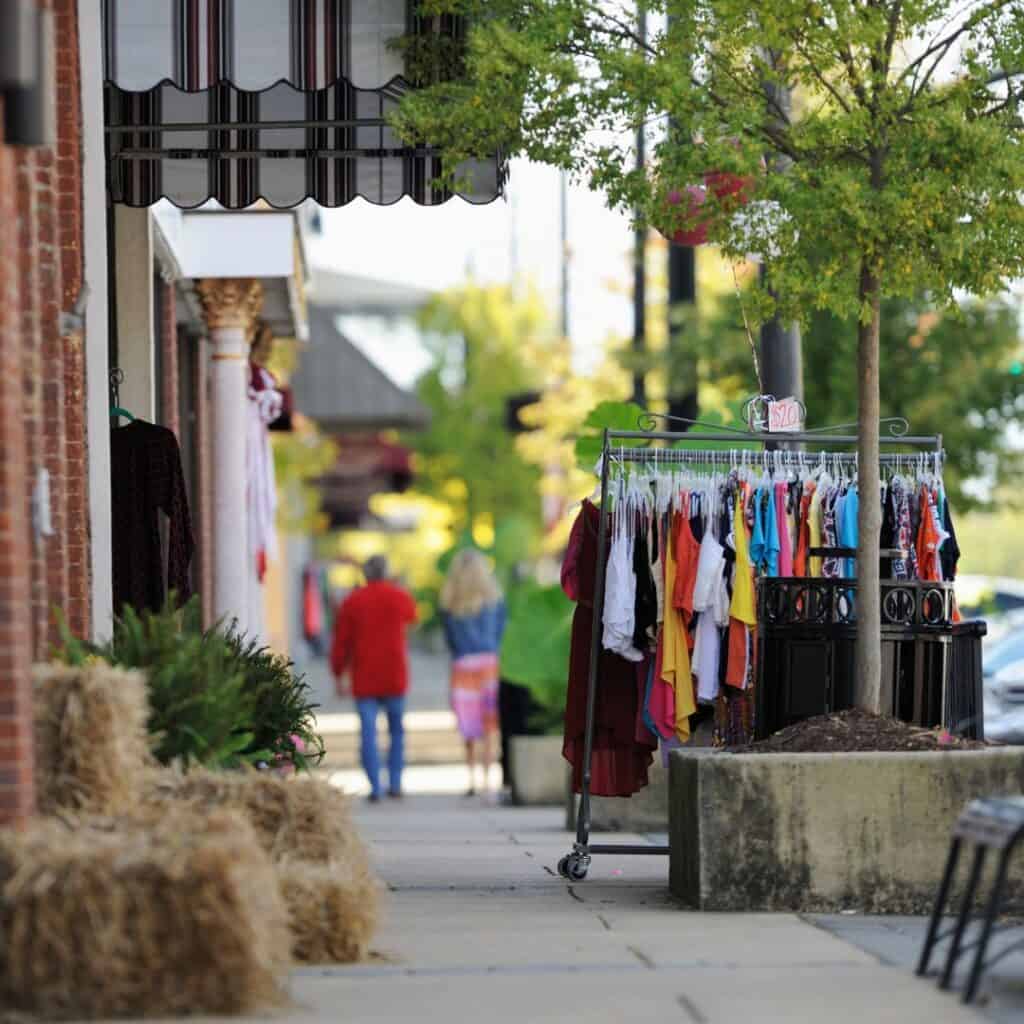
[755,577,985,740]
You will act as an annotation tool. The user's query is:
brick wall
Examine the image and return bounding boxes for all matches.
[0,0,90,826]
[0,100,36,827]
[15,145,48,660]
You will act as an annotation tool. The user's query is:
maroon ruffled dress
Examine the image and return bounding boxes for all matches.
[561,501,653,797]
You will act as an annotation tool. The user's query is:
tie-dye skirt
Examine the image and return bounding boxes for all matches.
[451,652,500,741]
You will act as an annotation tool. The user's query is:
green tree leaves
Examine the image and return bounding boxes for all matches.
[394,1,1024,324]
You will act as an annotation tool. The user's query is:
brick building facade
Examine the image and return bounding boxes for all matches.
[1,0,90,827]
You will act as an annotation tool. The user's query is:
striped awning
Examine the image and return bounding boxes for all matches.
[102,1,505,209]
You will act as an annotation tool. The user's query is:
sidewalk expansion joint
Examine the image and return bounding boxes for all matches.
[676,993,708,1023]
[628,945,656,970]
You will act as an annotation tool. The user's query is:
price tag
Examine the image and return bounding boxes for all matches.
[767,397,803,433]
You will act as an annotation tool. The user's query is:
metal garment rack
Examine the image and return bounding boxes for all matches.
[556,414,944,882]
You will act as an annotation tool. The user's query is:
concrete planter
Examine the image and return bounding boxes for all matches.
[566,758,669,832]
[509,735,568,806]
[669,747,1024,913]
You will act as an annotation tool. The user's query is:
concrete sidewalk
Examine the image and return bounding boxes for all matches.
[274,797,999,1023]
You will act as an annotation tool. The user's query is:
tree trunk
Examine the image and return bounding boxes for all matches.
[855,265,883,712]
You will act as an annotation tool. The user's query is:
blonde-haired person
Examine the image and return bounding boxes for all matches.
[440,550,506,797]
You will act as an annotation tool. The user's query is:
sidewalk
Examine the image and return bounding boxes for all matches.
[274,797,1003,1023]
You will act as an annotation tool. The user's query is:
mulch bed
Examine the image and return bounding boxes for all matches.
[742,708,992,754]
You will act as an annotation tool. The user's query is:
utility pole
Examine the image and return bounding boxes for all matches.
[664,10,698,424]
[667,243,698,423]
[559,170,569,339]
[760,77,803,406]
[631,2,647,407]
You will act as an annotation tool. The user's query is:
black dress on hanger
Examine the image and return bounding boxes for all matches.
[110,420,195,615]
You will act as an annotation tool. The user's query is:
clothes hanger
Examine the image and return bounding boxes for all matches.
[110,405,135,423]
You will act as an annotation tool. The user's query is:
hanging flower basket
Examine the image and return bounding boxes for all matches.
[661,184,711,245]
[654,149,760,247]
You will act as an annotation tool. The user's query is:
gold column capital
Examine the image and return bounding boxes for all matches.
[196,278,264,332]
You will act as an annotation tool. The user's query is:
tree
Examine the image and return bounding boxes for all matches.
[408,282,553,580]
[394,1,1024,711]
[677,290,1024,510]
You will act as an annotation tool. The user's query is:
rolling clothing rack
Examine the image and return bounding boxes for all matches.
[556,412,944,882]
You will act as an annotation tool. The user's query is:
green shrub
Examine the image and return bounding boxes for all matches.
[55,598,324,773]
[221,628,325,773]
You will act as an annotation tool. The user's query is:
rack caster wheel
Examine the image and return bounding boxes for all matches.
[557,852,589,881]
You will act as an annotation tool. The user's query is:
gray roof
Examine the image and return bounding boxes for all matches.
[310,267,431,316]
[291,306,430,432]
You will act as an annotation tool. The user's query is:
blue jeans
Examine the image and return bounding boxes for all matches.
[356,697,405,798]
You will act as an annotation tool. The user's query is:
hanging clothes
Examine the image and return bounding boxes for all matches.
[562,501,653,797]
[729,485,757,626]
[794,482,815,578]
[632,513,658,651]
[661,512,696,742]
[916,485,948,582]
[764,484,781,577]
[110,420,195,615]
[693,611,722,704]
[808,484,824,577]
[672,500,701,620]
[821,487,843,578]
[602,505,644,662]
[888,476,918,580]
[839,485,859,578]
[940,492,962,582]
[775,482,793,578]
[248,363,284,582]
[748,487,767,571]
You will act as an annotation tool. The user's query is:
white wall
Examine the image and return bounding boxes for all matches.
[78,0,113,640]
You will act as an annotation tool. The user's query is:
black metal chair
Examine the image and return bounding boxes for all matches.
[917,796,1024,1003]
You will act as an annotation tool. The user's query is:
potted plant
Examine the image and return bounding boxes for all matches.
[500,583,573,805]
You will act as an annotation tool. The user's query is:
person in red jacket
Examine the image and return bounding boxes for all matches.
[330,555,418,801]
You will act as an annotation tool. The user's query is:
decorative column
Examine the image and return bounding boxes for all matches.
[196,278,263,634]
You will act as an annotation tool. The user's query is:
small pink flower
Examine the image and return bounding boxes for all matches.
[938,730,955,746]
[276,762,296,778]
[289,734,306,754]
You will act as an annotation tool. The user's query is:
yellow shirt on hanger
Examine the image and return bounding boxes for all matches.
[808,486,824,578]
[661,514,695,742]
[730,486,757,626]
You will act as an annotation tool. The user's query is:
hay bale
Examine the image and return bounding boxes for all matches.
[0,808,288,1018]
[33,662,153,816]
[149,769,370,870]
[278,858,380,964]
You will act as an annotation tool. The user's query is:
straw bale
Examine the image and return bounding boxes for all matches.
[32,662,153,817]
[148,769,371,870]
[278,857,381,964]
[0,807,288,1018]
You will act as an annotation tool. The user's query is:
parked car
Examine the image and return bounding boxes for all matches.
[958,575,1024,643]
[983,623,1024,744]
